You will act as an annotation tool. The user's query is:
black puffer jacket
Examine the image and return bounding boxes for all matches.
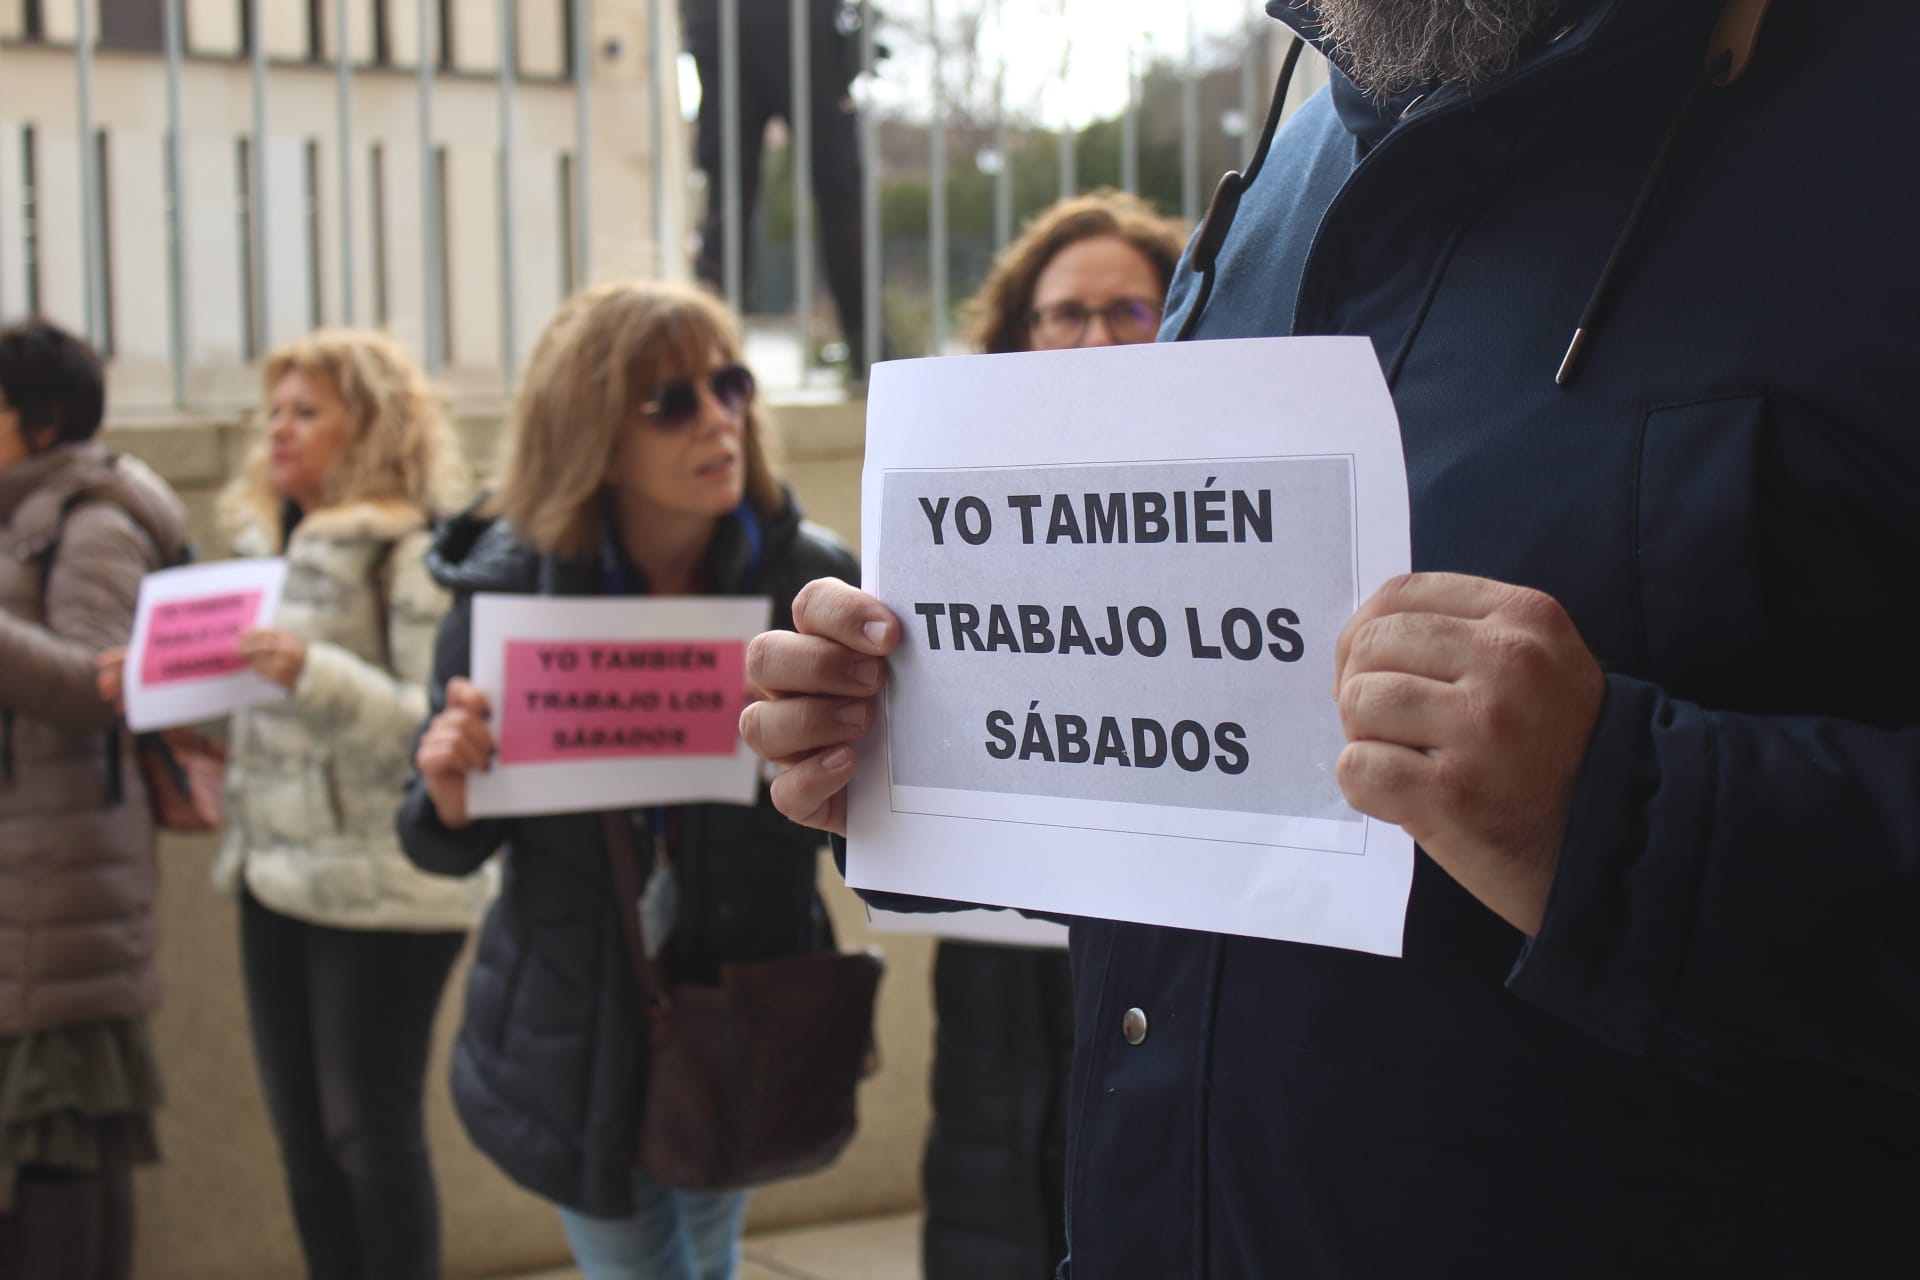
[396,494,857,1215]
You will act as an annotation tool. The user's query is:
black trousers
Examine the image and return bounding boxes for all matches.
[687,0,866,346]
[240,891,464,1280]
[0,1126,134,1280]
[923,941,1075,1280]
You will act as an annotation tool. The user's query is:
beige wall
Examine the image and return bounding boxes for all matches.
[0,0,686,412]
[100,399,935,1280]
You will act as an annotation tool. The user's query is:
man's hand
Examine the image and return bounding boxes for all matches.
[738,578,899,836]
[415,678,494,831]
[1333,573,1605,935]
[239,628,309,691]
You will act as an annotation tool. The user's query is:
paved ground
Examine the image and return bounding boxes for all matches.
[515,1210,922,1280]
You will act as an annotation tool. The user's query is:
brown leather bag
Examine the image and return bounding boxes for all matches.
[136,728,227,832]
[602,811,883,1192]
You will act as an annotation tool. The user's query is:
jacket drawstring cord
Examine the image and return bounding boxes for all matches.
[1556,0,1774,386]
[1174,35,1309,344]
[1554,51,1728,387]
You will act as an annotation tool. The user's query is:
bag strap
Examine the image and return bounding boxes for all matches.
[602,810,672,1014]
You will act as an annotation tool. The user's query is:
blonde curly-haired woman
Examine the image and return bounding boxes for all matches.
[214,331,490,1278]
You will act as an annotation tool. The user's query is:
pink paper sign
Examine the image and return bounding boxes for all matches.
[497,639,748,765]
[139,589,266,687]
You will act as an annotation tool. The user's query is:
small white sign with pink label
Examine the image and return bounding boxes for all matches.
[465,593,772,819]
[124,558,290,731]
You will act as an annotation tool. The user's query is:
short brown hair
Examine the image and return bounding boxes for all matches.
[489,281,783,559]
[221,328,465,547]
[964,189,1190,355]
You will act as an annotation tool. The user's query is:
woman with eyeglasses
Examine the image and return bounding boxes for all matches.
[396,281,857,1280]
[924,190,1189,1280]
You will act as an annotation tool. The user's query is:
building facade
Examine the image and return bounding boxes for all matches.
[0,0,687,409]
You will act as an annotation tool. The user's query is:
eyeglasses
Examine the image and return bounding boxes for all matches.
[640,363,756,430]
[1028,298,1164,348]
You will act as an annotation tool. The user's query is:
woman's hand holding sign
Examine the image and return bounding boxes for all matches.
[740,578,900,836]
[1332,573,1605,936]
[416,677,495,831]
[238,627,309,690]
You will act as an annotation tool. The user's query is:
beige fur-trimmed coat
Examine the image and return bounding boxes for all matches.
[215,500,493,931]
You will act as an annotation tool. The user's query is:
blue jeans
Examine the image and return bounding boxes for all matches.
[557,1172,750,1280]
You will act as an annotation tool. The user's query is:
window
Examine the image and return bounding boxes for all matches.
[433,145,451,364]
[370,142,389,325]
[304,140,322,328]
[21,0,44,41]
[21,127,41,313]
[96,131,115,357]
[558,152,577,295]
[372,0,391,65]
[437,0,454,70]
[237,138,258,360]
[100,0,166,51]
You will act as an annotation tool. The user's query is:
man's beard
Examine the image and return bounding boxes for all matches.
[1308,0,1561,96]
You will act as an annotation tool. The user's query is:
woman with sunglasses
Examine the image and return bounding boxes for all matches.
[922,190,1189,1280]
[397,281,857,1280]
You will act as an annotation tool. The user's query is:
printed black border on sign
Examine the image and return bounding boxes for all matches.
[879,453,1365,854]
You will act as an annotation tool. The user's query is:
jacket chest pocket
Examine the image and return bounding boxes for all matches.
[1634,394,1771,706]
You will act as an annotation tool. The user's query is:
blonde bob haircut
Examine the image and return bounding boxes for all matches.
[489,280,782,560]
[221,328,465,548]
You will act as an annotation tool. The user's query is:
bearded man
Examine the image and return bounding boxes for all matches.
[741,0,1920,1274]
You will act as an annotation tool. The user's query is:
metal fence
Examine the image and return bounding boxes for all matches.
[0,0,1321,409]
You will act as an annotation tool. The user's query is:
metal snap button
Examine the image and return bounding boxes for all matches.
[1122,1007,1149,1046]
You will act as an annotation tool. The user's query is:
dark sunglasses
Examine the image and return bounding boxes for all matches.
[640,363,756,430]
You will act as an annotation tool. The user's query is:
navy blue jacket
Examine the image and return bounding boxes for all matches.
[877,2,1920,1275]
[396,497,857,1216]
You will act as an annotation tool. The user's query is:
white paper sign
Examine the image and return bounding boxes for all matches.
[866,907,1071,950]
[465,594,772,819]
[124,558,290,731]
[847,337,1415,957]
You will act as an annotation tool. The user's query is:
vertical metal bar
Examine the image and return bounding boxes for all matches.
[498,0,518,382]
[574,0,593,287]
[1181,7,1200,223]
[418,0,440,370]
[647,0,667,277]
[77,0,104,344]
[928,0,946,354]
[0,36,7,315]
[859,0,880,374]
[1239,9,1259,163]
[164,0,189,405]
[790,0,813,374]
[337,0,355,325]
[719,0,743,313]
[251,0,270,352]
[991,0,1009,251]
[1058,125,1075,200]
[1121,40,1138,196]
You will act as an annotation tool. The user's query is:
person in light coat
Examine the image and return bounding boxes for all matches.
[106,330,493,1279]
